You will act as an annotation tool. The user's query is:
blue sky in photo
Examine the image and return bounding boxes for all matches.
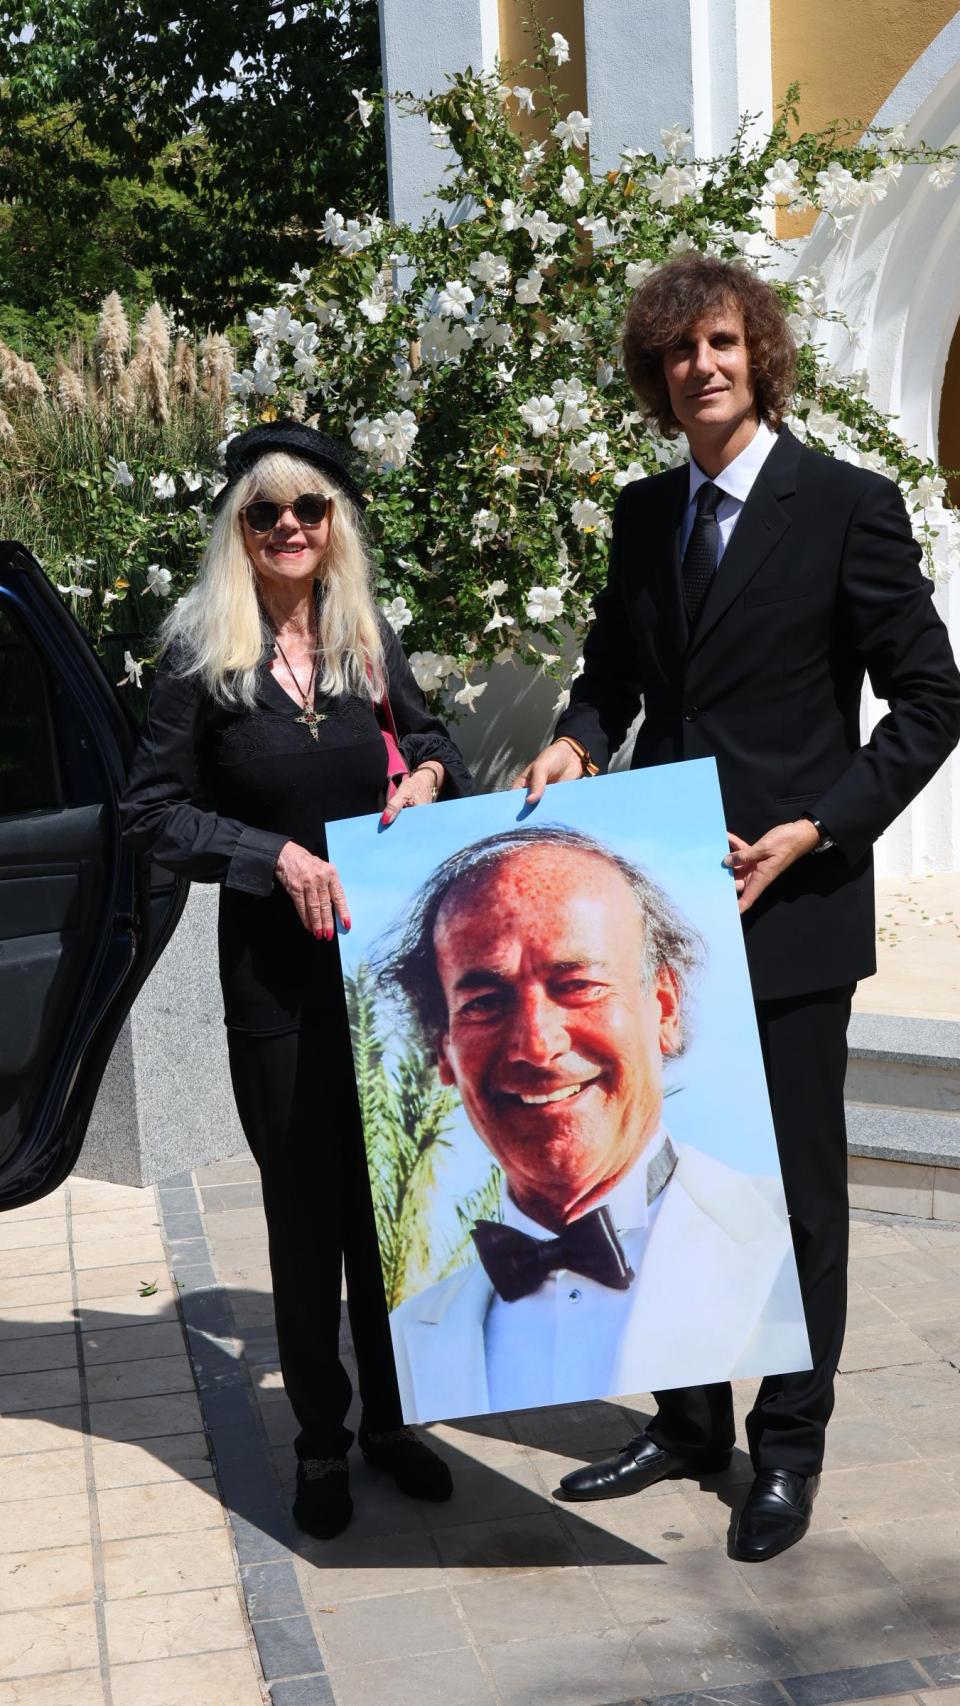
[327,759,782,1270]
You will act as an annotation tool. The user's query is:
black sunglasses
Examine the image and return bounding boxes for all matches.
[241,493,330,532]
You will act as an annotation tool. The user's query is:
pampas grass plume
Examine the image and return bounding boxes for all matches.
[95,293,130,392]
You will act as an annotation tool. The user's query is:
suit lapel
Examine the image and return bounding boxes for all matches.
[402,1265,493,1421]
[637,467,689,661]
[686,426,801,658]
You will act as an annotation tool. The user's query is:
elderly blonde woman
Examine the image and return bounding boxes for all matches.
[121,420,471,1539]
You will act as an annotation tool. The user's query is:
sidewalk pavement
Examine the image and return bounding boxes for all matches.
[2,1163,960,1706]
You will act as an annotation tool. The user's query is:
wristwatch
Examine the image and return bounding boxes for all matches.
[558,735,599,777]
[803,814,835,854]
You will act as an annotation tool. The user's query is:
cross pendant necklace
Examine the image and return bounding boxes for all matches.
[271,628,324,740]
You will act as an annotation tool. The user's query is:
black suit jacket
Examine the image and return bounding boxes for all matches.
[555,426,960,1001]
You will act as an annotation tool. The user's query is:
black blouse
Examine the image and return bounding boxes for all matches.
[120,622,473,1034]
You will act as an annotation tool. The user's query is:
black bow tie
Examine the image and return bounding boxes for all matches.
[471,1206,635,1303]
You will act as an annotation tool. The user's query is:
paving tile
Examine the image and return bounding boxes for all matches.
[84,1353,195,1404]
[75,1291,180,1331]
[820,1415,920,1471]
[414,1459,555,1532]
[102,1527,238,1599]
[0,1247,70,1281]
[781,1658,927,1706]
[900,1585,960,1646]
[643,1681,786,1706]
[69,1209,161,1243]
[68,1179,155,1214]
[0,1217,69,1251]
[456,1566,611,1647]
[848,1221,919,1256]
[920,1691,960,1706]
[81,1322,186,1365]
[0,1273,75,1310]
[104,1583,247,1664]
[0,1670,104,1704]
[729,1528,903,1607]
[109,1647,265,1706]
[918,1653,960,1686]
[294,1527,440,1601]
[329,1648,496,1706]
[484,1627,655,1706]
[596,1548,761,1623]
[769,1586,942,1669]
[0,1545,93,1615]
[240,1561,305,1621]
[0,1303,77,1342]
[267,1681,337,1706]
[818,1462,960,1527]
[73,1265,172,1302]
[91,1431,211,1488]
[198,1183,265,1212]
[0,1333,77,1376]
[0,1409,81,1457]
[0,1492,90,1553]
[858,1513,960,1592]
[0,1604,98,1679]
[0,1367,80,1413]
[434,1510,582,1582]
[87,1390,203,1443]
[0,1190,67,1222]
[96,1476,224,1540]
[0,1448,85,1503]
[317,1585,466,1669]
[558,1487,716,1565]
[251,1613,322,1680]
[830,1359,960,1414]
[620,1604,793,1691]
[839,1326,941,1374]
[193,1157,258,1185]
[204,1208,269,1241]
[72,1236,167,1273]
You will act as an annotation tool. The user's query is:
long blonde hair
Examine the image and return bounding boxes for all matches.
[160,450,386,705]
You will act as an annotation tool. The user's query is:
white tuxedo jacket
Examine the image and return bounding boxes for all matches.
[389,1143,812,1423]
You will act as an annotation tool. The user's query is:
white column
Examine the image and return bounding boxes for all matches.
[379,0,500,226]
[583,0,772,171]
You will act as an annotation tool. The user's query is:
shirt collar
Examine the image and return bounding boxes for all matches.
[688,418,779,509]
[500,1127,673,1240]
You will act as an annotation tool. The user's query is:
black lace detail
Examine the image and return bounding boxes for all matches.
[210,694,382,767]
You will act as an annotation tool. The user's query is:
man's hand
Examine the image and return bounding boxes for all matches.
[380,762,444,827]
[724,820,821,914]
[275,841,351,938]
[511,740,584,804]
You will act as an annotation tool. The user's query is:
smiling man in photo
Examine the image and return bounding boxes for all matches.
[381,824,809,1428]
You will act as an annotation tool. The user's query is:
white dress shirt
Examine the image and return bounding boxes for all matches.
[484,1129,673,1411]
[679,418,779,563]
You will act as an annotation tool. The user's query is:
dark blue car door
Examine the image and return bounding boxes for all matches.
[0,543,187,1208]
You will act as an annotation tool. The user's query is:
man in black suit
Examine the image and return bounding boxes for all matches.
[514,253,960,1561]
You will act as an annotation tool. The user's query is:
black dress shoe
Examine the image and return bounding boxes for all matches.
[293,1457,353,1539]
[733,1469,819,1562]
[555,1431,732,1503]
[358,1425,453,1502]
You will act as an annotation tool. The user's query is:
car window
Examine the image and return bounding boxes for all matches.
[0,604,61,815]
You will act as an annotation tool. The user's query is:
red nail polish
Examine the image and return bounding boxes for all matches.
[314,929,323,939]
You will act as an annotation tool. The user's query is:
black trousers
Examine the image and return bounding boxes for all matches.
[227,1025,403,1460]
[647,983,854,1477]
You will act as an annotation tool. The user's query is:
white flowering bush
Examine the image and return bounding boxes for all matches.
[219,44,959,709]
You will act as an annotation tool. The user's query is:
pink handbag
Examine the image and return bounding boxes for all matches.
[376,692,410,801]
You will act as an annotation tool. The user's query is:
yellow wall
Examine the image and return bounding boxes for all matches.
[497,0,588,137]
[771,1,959,234]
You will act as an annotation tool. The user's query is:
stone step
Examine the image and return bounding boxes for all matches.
[845,1013,960,1220]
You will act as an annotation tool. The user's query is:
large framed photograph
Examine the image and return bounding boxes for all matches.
[327,759,811,1424]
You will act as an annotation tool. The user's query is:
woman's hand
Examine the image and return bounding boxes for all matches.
[380,762,444,826]
[275,841,351,939]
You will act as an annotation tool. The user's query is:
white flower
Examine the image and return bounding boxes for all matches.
[499,198,525,232]
[337,219,374,256]
[477,316,512,347]
[871,157,903,192]
[471,508,500,537]
[552,110,591,151]
[515,268,545,305]
[660,123,692,158]
[549,31,570,66]
[613,460,646,488]
[107,457,134,488]
[558,165,585,205]
[352,88,373,128]
[526,585,564,624]
[438,279,474,319]
[595,360,615,389]
[321,208,345,244]
[571,497,610,534]
[553,687,571,715]
[483,610,515,633]
[929,159,957,189]
[483,579,509,601]
[625,259,654,288]
[578,213,616,248]
[568,440,597,474]
[815,162,864,211]
[512,85,535,114]
[351,415,387,456]
[803,405,842,444]
[885,122,908,147]
[554,315,586,346]
[469,251,510,287]
[763,157,801,200]
[102,589,120,605]
[552,375,590,433]
[786,312,813,343]
[206,473,227,499]
[181,468,203,492]
[56,581,93,600]
[523,209,566,248]
[913,474,948,510]
[381,596,413,632]
[523,141,546,171]
[518,393,560,437]
[646,163,699,207]
[381,409,419,469]
[358,283,389,324]
[150,472,176,501]
[454,679,487,713]
[144,564,173,597]
[409,652,445,691]
[120,650,143,690]
[313,297,342,328]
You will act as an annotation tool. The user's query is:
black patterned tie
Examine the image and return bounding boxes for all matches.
[682,480,723,628]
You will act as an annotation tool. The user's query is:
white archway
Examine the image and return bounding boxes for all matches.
[793,16,960,875]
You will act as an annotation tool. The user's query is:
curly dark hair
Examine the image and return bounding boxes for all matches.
[621,254,797,438]
[374,824,706,1059]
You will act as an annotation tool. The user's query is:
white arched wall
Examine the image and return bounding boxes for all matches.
[794,15,960,875]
